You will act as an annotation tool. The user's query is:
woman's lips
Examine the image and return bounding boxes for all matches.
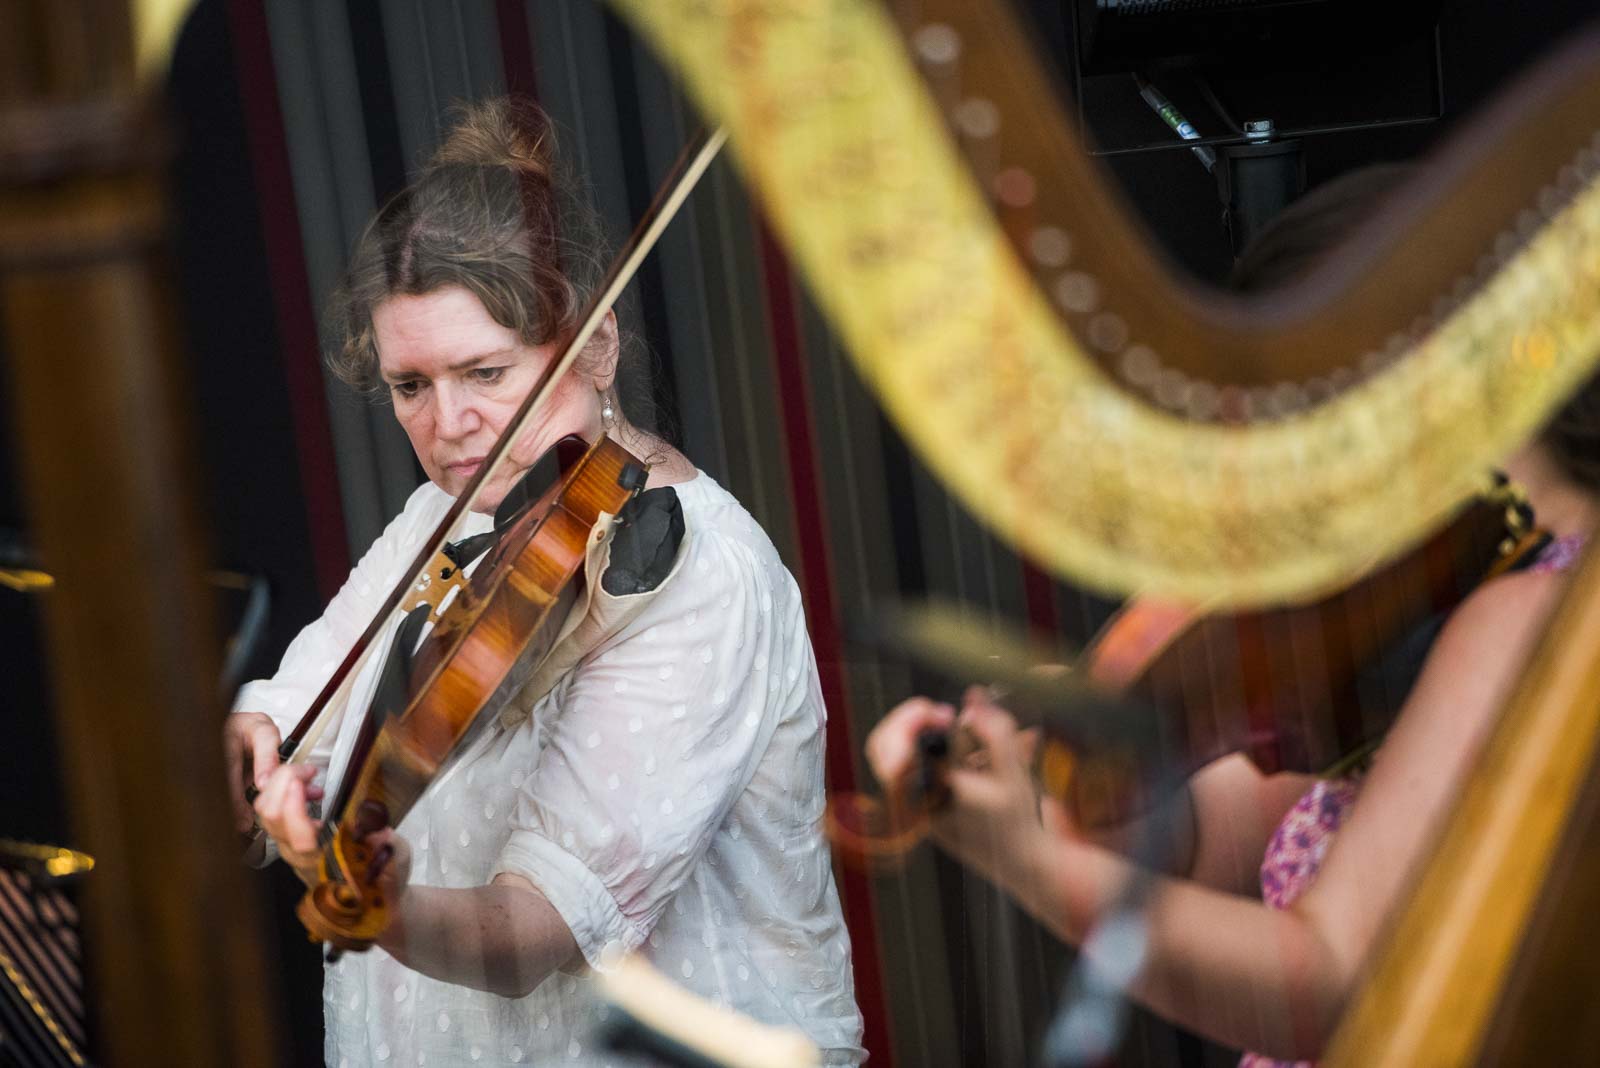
[446,457,485,479]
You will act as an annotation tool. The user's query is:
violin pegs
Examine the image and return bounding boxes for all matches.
[366,844,395,884]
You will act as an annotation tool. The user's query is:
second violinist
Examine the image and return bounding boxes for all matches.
[865,166,1600,1066]
[223,98,864,1067]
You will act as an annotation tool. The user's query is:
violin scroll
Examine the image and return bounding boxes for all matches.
[297,833,392,955]
[297,800,395,954]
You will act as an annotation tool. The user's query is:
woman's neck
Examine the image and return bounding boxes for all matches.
[608,423,696,489]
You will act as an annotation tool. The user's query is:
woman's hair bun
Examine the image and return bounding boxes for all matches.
[429,96,553,180]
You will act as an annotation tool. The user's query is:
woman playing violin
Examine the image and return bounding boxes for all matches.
[866,166,1600,1065]
[223,98,864,1066]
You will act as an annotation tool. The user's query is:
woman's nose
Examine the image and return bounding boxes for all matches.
[432,387,480,440]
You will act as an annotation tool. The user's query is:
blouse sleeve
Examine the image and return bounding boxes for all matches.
[494,527,786,968]
[230,483,447,765]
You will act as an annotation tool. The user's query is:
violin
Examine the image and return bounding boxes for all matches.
[298,433,644,953]
[828,477,1546,868]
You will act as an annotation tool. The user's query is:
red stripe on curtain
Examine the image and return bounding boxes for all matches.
[755,224,895,1066]
[1022,559,1061,636]
[226,0,350,599]
[494,0,541,100]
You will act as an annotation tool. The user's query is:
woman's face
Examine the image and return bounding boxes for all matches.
[373,285,606,513]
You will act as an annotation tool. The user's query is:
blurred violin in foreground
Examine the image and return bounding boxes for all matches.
[828,478,1546,870]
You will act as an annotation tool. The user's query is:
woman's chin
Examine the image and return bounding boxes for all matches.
[462,484,504,514]
[430,473,494,511]
[472,485,511,515]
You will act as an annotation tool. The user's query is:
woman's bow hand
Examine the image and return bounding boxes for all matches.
[252,763,327,886]
[865,686,1074,896]
[253,765,414,914]
[224,711,282,833]
[863,695,956,796]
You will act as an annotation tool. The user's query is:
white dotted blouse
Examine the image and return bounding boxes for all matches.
[235,471,865,1066]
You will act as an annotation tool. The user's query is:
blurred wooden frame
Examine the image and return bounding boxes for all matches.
[0,1,278,1065]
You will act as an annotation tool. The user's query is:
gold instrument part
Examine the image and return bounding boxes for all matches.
[0,838,94,879]
[598,954,821,1068]
[131,0,192,85]
[0,568,53,593]
[0,946,86,1066]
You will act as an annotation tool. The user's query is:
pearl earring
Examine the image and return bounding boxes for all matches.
[601,392,615,430]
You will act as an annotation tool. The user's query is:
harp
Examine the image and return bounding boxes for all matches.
[605,1,1600,1064]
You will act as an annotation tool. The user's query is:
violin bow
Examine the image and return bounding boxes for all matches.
[608,0,1600,608]
[264,126,727,775]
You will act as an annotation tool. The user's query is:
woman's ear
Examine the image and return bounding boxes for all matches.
[592,310,621,393]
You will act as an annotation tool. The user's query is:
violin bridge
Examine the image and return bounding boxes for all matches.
[399,549,470,624]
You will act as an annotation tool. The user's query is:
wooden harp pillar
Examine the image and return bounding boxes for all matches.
[1325,538,1600,1065]
[0,2,278,1064]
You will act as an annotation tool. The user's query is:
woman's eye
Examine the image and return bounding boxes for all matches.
[469,366,507,386]
[390,380,422,400]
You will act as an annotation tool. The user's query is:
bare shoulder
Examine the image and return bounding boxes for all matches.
[1390,565,1571,749]
[1291,565,1576,956]
[1427,566,1569,672]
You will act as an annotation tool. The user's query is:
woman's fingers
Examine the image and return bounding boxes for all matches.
[250,725,280,790]
[253,763,323,877]
[1015,727,1043,766]
[962,683,997,707]
[279,774,321,856]
[956,695,1023,768]
[942,700,1041,826]
[1040,795,1076,839]
[251,761,289,825]
[363,827,413,900]
[865,697,955,787]
[223,713,281,832]
[224,728,252,832]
